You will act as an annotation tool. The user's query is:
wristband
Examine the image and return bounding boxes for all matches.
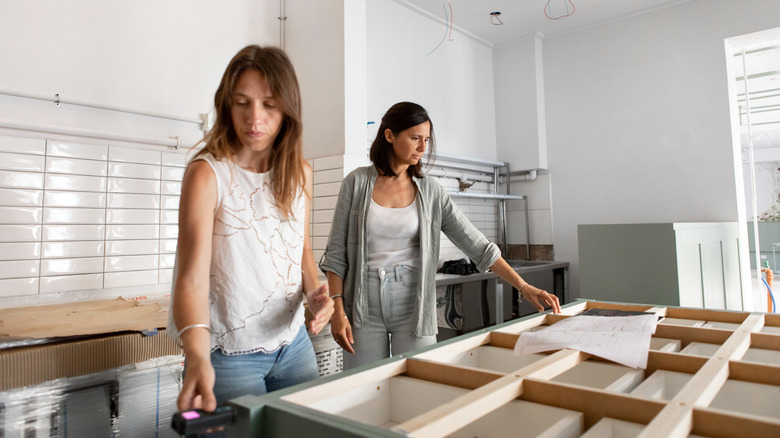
[330,294,343,300]
[177,323,210,339]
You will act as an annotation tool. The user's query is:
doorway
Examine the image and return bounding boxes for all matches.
[727,28,780,312]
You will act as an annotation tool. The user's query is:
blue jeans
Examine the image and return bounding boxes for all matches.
[344,265,436,370]
[203,325,319,404]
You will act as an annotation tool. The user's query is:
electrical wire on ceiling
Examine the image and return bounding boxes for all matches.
[426,1,453,56]
[489,11,504,26]
[545,0,576,20]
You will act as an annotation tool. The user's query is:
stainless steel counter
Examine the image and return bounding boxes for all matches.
[435,260,569,331]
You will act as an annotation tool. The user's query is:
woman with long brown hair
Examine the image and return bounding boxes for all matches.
[168,45,333,412]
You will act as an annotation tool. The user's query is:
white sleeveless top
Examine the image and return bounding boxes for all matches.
[168,153,306,355]
[366,196,420,267]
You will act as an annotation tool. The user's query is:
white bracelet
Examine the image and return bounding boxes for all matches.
[518,282,528,296]
[178,323,210,338]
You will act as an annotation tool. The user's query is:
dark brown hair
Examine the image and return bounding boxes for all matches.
[194,45,304,219]
[369,101,436,178]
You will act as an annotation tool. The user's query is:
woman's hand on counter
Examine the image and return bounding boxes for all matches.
[522,284,561,314]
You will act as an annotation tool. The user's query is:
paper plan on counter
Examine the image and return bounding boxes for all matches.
[513,314,658,369]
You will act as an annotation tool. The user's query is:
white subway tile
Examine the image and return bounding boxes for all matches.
[104,270,158,288]
[42,241,104,258]
[161,181,182,195]
[161,195,180,210]
[0,151,46,172]
[106,240,159,256]
[105,254,159,272]
[159,268,173,283]
[0,277,39,296]
[45,174,106,192]
[106,224,159,240]
[47,140,108,160]
[109,147,161,165]
[40,273,103,294]
[0,242,40,260]
[107,193,161,209]
[162,152,188,167]
[107,178,161,195]
[0,188,43,207]
[313,210,334,224]
[313,181,342,197]
[313,196,338,211]
[0,135,46,155]
[43,208,105,224]
[46,157,108,176]
[160,225,178,239]
[0,207,42,224]
[311,156,343,171]
[0,225,41,242]
[41,257,104,276]
[43,224,105,241]
[312,223,332,237]
[106,209,159,225]
[313,168,344,185]
[108,161,162,179]
[0,170,44,189]
[160,254,175,269]
[44,191,105,208]
[162,166,185,181]
[0,259,39,279]
[160,210,178,224]
[312,236,327,251]
[160,239,178,253]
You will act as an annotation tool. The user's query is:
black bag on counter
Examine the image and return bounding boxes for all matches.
[438,258,478,275]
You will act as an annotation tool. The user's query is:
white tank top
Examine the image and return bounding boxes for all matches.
[366,196,420,268]
[168,153,306,355]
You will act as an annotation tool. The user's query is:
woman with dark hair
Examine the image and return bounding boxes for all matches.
[168,45,334,412]
[320,101,560,370]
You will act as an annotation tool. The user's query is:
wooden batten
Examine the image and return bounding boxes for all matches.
[664,307,750,324]
[728,360,780,386]
[493,313,551,334]
[520,378,666,429]
[486,331,519,349]
[691,407,780,437]
[411,331,491,361]
[583,301,655,312]
[404,358,503,390]
[750,331,780,350]
[280,359,407,406]
[655,323,732,347]
[645,350,708,376]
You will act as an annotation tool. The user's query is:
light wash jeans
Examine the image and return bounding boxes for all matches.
[195,325,319,405]
[344,264,437,370]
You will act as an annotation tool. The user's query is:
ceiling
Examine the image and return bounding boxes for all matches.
[400,0,780,155]
[399,0,692,45]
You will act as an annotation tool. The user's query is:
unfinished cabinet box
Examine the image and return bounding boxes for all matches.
[227,300,780,437]
[578,223,746,310]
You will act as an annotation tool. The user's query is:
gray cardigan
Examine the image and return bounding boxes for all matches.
[319,165,501,337]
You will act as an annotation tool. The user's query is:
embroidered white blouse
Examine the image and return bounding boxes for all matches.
[168,153,306,355]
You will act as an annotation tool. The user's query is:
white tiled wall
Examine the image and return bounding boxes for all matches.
[0,134,186,298]
[310,154,500,273]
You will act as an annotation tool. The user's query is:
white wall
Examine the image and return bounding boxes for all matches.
[0,0,278,147]
[544,0,780,300]
[366,0,497,159]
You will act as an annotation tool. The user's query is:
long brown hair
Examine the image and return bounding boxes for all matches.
[194,45,305,219]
